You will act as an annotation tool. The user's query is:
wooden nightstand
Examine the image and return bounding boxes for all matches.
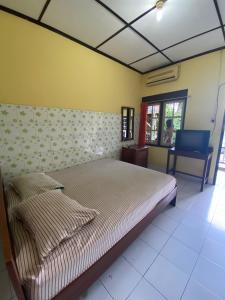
[121,145,149,168]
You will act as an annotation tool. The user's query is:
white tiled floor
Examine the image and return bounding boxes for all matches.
[1,170,225,300]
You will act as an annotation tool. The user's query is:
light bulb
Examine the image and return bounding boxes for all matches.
[156,9,163,21]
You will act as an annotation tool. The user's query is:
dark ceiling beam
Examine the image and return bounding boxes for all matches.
[94,0,173,63]
[130,26,172,63]
[129,52,158,66]
[143,45,225,74]
[129,26,222,66]
[38,0,51,22]
[96,25,128,48]
[1,2,225,75]
[162,26,222,51]
[0,5,142,74]
[96,4,156,48]
[213,0,225,42]
[128,5,156,26]
[94,0,127,24]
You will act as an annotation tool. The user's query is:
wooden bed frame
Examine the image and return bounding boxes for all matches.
[0,168,177,300]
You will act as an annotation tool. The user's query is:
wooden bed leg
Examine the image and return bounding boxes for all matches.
[170,196,176,207]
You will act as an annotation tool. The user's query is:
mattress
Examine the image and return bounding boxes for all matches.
[7,159,176,300]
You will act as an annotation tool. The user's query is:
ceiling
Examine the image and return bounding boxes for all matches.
[1,0,225,74]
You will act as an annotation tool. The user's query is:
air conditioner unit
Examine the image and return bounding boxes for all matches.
[145,65,180,87]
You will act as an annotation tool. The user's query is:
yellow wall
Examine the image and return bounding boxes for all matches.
[142,51,225,181]
[0,11,141,113]
[1,11,225,182]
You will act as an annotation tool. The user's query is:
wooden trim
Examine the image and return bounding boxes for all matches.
[130,26,173,63]
[161,26,222,52]
[213,0,225,42]
[0,166,177,300]
[38,0,52,22]
[143,46,225,74]
[142,89,188,103]
[94,0,172,63]
[213,112,225,184]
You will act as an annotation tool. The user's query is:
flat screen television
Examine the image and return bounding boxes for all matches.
[175,130,210,154]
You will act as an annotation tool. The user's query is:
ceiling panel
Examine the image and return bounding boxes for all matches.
[130,53,170,72]
[163,29,224,62]
[100,0,156,22]
[218,0,225,24]
[132,0,220,50]
[99,28,157,64]
[0,0,46,19]
[42,0,124,47]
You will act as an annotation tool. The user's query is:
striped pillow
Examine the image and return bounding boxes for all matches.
[14,190,99,260]
[11,173,64,200]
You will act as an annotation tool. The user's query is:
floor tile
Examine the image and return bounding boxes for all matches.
[181,181,201,194]
[188,189,218,222]
[192,256,225,298]
[182,279,222,300]
[101,257,141,300]
[127,278,166,300]
[80,280,112,300]
[161,237,198,275]
[139,224,170,252]
[208,224,225,246]
[201,238,225,269]
[163,206,186,222]
[173,223,206,252]
[152,213,178,234]
[122,238,158,275]
[215,202,225,216]
[145,255,189,300]
[211,213,225,231]
[181,213,210,232]
[0,270,12,300]
[176,192,195,210]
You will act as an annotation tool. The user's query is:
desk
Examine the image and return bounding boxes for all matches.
[166,147,213,192]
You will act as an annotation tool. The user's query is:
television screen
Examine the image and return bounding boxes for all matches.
[175,130,210,153]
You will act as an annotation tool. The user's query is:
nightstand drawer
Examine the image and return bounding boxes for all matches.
[121,145,149,168]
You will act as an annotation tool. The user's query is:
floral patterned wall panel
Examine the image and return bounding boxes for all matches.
[0,104,139,180]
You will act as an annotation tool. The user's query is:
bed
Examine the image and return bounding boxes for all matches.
[0,159,177,300]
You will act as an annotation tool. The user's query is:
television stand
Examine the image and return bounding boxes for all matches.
[166,147,213,192]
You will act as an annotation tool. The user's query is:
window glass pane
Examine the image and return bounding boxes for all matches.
[146,103,160,144]
[147,106,153,114]
[174,102,183,116]
[152,131,158,143]
[153,105,159,116]
[161,100,185,146]
[165,103,174,117]
[152,118,158,131]
[173,117,181,130]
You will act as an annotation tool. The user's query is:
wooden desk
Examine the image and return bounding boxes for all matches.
[166,147,213,192]
[121,145,149,168]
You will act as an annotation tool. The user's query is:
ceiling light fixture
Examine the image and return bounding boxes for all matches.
[156,0,165,22]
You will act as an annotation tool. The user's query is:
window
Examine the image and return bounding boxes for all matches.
[145,99,186,147]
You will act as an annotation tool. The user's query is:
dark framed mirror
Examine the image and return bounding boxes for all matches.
[121,107,135,141]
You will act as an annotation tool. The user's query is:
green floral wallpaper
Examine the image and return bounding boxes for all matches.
[0,104,139,179]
